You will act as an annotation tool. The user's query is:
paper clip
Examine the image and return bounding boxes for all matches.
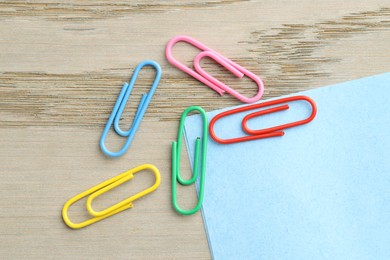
[62,164,161,229]
[166,35,264,103]
[209,95,317,144]
[100,60,162,157]
[172,106,208,215]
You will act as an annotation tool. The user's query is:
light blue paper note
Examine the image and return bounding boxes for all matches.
[184,73,390,260]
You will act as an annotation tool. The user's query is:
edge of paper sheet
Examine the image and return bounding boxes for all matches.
[183,124,216,259]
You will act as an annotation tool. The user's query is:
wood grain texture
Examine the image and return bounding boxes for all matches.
[0,0,389,259]
[0,124,209,259]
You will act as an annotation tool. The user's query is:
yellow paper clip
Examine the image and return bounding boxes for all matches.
[62,164,161,229]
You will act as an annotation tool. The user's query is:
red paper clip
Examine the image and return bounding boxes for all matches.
[209,95,317,144]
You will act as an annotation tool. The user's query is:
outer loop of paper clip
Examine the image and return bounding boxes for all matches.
[209,95,317,144]
[166,35,264,103]
[99,60,162,157]
[62,164,161,229]
[172,106,208,215]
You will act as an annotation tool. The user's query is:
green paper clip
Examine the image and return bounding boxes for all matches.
[172,106,208,215]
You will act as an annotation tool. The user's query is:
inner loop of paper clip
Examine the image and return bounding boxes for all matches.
[242,96,317,135]
[86,166,160,217]
[166,35,264,103]
[172,106,208,215]
[113,83,148,138]
[209,95,317,144]
[193,50,264,103]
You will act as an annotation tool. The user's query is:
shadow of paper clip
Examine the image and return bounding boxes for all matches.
[62,164,160,229]
[100,60,162,157]
[172,106,208,215]
[166,35,264,103]
[209,95,317,144]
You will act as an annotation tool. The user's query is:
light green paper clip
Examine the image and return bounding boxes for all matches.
[172,106,208,215]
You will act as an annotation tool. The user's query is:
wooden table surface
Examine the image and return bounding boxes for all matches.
[1,1,389,259]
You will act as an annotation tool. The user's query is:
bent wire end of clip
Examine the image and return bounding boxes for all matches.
[100,60,162,157]
[172,106,208,215]
[166,35,264,103]
[209,95,317,144]
[62,164,161,229]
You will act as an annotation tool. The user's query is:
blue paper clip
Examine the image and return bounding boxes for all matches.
[100,60,162,157]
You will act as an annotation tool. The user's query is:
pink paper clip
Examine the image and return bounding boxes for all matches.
[166,35,264,103]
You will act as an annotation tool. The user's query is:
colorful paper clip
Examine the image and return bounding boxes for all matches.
[172,106,208,215]
[209,95,317,144]
[62,164,161,229]
[100,60,162,157]
[166,35,264,103]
